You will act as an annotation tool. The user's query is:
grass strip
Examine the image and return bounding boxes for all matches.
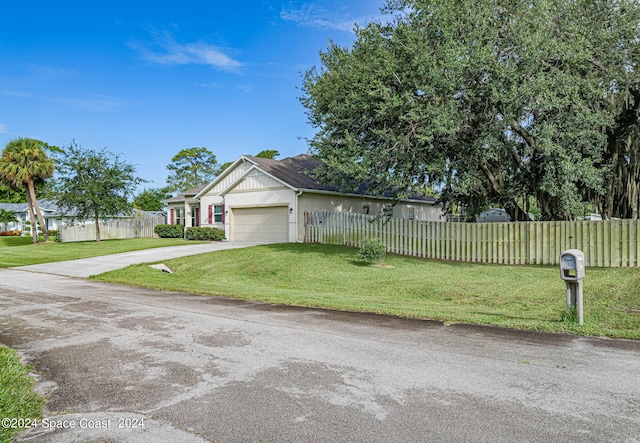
[93,243,640,339]
[0,346,45,443]
[0,237,203,268]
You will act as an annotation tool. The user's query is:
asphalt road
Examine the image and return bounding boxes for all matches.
[1,265,639,442]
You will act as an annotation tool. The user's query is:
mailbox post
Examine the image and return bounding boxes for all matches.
[560,249,585,325]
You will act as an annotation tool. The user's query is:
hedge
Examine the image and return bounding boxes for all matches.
[185,227,225,241]
[154,224,185,238]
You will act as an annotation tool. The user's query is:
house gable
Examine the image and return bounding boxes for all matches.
[225,168,289,194]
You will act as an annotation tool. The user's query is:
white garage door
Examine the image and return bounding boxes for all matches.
[232,206,289,242]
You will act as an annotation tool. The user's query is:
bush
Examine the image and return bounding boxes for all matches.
[185,227,226,241]
[154,224,185,238]
[0,230,22,237]
[357,238,387,264]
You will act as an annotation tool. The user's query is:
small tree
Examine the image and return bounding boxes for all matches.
[0,208,19,231]
[52,142,143,242]
[0,138,54,243]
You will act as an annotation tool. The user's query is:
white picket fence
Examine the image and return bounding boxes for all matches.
[304,211,640,267]
[59,217,165,243]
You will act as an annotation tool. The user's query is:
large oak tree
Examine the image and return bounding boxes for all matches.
[301,0,640,220]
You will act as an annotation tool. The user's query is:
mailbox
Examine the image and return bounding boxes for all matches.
[560,249,585,325]
[560,249,585,281]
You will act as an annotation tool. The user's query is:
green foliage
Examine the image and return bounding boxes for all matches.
[46,230,61,242]
[154,224,185,238]
[0,208,18,231]
[256,150,280,159]
[301,0,640,221]
[0,138,54,242]
[51,141,143,242]
[185,226,225,241]
[166,147,218,192]
[0,345,45,442]
[356,238,387,264]
[133,187,170,211]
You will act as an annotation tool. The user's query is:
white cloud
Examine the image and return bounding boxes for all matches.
[29,64,75,80]
[280,4,368,32]
[0,124,8,134]
[59,94,122,112]
[130,32,242,71]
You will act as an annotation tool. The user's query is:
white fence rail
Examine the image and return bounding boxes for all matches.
[59,217,165,243]
[304,211,640,268]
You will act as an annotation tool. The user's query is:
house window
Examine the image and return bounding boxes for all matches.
[408,208,415,220]
[175,208,183,225]
[214,205,223,223]
[191,207,200,227]
[363,204,370,215]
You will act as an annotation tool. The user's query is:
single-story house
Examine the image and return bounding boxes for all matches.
[165,154,443,242]
[0,200,165,234]
[0,201,65,232]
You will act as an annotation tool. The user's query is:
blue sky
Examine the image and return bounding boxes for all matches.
[0,1,384,192]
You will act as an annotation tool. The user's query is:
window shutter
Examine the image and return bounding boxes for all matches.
[170,208,175,225]
[208,205,213,224]
[222,204,225,224]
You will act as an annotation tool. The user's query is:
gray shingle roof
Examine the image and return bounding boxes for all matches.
[245,154,337,192]
[246,154,436,203]
[165,184,208,203]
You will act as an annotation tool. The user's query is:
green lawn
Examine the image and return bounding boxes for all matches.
[93,243,640,339]
[0,237,200,268]
[0,346,45,443]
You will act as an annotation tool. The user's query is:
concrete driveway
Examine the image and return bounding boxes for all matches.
[10,241,266,277]
[0,250,639,442]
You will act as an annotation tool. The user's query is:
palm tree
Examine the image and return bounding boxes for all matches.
[0,208,19,232]
[0,138,54,243]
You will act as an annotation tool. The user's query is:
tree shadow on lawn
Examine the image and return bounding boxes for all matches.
[0,237,41,247]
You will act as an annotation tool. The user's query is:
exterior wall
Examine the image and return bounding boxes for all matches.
[198,195,225,229]
[224,187,297,242]
[297,192,442,242]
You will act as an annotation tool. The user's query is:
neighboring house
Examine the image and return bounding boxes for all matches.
[475,208,536,222]
[476,208,511,223]
[0,200,165,234]
[0,200,65,232]
[165,154,443,242]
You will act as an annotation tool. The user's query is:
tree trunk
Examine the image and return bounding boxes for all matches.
[25,190,39,244]
[27,179,50,242]
[94,212,101,242]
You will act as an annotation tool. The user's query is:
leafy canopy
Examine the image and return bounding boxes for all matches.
[133,187,171,211]
[301,0,640,220]
[52,142,143,241]
[166,147,218,192]
[0,138,55,242]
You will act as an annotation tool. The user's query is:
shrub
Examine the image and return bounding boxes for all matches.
[356,238,387,264]
[154,224,185,238]
[185,227,226,241]
[0,230,22,237]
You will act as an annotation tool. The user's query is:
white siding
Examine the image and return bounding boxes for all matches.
[206,161,252,195]
[228,172,285,192]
